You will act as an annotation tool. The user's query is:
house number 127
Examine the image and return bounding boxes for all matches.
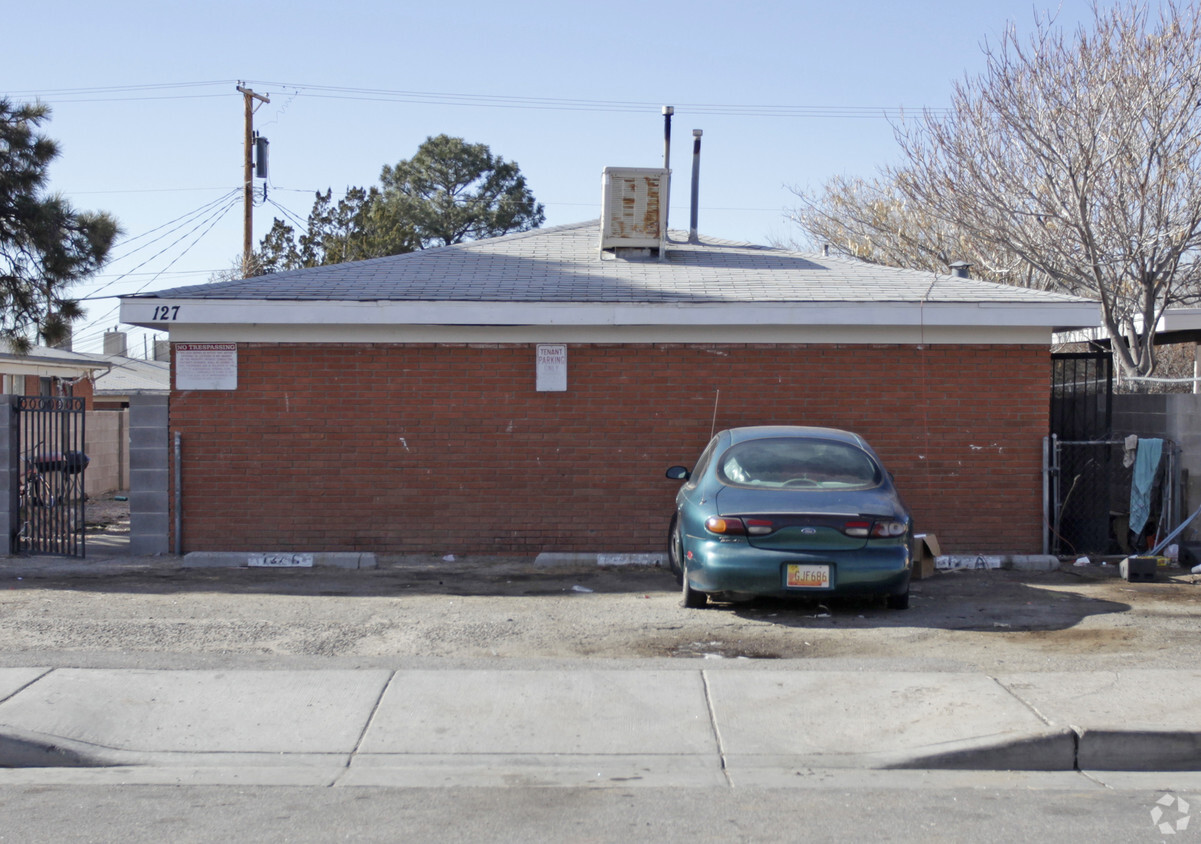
[152,305,180,321]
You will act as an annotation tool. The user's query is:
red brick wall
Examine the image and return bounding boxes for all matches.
[170,342,1050,555]
[20,374,95,410]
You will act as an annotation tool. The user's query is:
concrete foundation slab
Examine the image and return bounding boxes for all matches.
[182,551,378,569]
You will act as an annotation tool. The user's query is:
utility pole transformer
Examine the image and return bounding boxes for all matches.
[236,84,270,275]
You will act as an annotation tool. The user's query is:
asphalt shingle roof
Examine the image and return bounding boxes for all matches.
[93,355,169,394]
[138,221,1087,307]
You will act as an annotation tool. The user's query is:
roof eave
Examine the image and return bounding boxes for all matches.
[121,298,1101,331]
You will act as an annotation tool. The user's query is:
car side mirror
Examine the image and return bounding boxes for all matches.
[665,466,691,481]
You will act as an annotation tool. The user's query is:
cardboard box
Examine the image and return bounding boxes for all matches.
[912,533,940,580]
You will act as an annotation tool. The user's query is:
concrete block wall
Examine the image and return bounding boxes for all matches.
[169,342,1050,555]
[1112,394,1169,439]
[1114,393,1201,538]
[83,409,128,497]
[129,395,169,555]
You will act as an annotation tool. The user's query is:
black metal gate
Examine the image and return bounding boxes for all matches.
[1051,352,1112,441]
[1048,353,1115,555]
[17,396,87,556]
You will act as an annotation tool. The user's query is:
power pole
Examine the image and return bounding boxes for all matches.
[236,84,270,275]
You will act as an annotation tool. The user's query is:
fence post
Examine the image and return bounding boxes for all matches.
[0,396,17,555]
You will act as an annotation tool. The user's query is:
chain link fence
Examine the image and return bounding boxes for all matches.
[1047,436,1180,556]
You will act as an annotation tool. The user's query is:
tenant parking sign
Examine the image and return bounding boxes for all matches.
[536,344,567,391]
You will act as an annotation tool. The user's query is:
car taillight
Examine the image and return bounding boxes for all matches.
[843,519,906,538]
[705,517,775,536]
[706,516,745,535]
[844,520,872,537]
[871,520,908,538]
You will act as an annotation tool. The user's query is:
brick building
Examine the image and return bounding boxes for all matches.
[0,347,107,410]
[121,220,1097,556]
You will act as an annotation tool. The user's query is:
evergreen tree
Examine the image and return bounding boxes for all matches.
[0,99,119,349]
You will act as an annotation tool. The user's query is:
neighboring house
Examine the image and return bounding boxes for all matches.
[0,346,110,410]
[120,211,1099,557]
[0,344,169,497]
[92,354,170,410]
[0,343,171,409]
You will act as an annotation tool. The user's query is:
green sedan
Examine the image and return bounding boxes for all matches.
[665,426,913,609]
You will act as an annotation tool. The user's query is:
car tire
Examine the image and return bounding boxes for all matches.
[886,590,910,610]
[667,517,683,584]
[681,562,707,609]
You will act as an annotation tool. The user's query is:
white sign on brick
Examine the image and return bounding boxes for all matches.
[536,344,567,392]
[175,343,238,390]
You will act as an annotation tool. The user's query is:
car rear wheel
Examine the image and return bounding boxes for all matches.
[681,561,707,609]
[886,590,910,610]
[667,517,683,584]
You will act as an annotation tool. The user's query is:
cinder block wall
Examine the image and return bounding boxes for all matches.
[83,409,128,496]
[1114,393,1201,535]
[129,395,169,555]
[169,343,1050,555]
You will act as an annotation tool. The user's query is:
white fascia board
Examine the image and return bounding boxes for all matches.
[0,359,106,378]
[1158,308,1201,332]
[1055,306,1201,345]
[166,323,1055,346]
[121,297,1100,331]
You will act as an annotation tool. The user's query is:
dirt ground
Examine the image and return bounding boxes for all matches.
[3,513,1200,672]
[83,493,130,540]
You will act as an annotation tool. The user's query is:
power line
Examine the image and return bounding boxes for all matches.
[76,190,242,300]
[265,198,311,232]
[3,81,232,96]
[71,194,241,346]
[4,79,946,120]
[104,189,242,261]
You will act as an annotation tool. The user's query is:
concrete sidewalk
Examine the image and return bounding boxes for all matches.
[1,667,1198,786]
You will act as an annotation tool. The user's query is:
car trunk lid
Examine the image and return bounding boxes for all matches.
[714,486,902,552]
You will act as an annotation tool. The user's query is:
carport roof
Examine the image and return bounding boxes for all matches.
[129,221,1091,308]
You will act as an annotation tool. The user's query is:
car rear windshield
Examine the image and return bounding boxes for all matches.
[716,437,882,490]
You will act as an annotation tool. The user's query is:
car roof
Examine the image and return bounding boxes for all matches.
[722,426,869,448]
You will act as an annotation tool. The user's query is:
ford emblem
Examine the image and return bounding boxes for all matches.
[801,527,818,536]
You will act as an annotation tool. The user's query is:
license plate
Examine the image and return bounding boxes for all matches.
[786,563,831,589]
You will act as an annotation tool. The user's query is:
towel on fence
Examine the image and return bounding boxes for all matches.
[1129,437,1163,535]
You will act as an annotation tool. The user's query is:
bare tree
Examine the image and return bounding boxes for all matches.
[888,2,1201,378]
[787,173,1052,290]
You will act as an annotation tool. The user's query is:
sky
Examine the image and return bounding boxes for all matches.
[5,0,1114,356]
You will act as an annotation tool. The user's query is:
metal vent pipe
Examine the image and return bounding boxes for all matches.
[662,106,673,231]
[689,129,703,243]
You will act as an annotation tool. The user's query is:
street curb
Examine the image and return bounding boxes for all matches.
[4,722,1197,773]
[0,727,107,768]
[1077,729,1201,771]
[882,728,1078,771]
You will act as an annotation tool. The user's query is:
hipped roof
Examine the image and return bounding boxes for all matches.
[135,221,1088,307]
[120,222,1100,338]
